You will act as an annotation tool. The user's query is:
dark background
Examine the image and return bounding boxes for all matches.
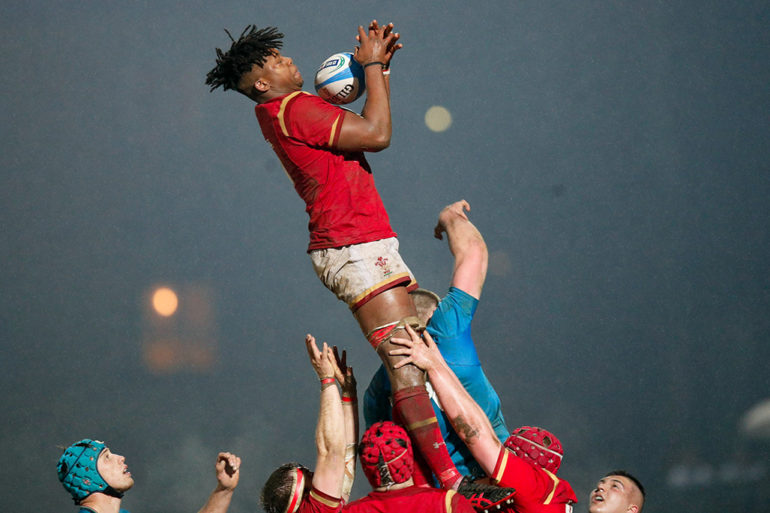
[2,1,769,511]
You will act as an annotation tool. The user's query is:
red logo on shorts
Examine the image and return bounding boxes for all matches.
[375,256,393,277]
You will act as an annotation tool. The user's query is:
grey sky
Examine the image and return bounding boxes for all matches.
[2,1,769,511]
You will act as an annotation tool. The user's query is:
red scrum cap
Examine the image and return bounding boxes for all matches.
[504,426,564,474]
[359,421,414,488]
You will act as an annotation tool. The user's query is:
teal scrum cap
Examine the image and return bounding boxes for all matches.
[57,439,124,503]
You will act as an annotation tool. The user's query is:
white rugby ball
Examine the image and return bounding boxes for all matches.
[314,52,366,105]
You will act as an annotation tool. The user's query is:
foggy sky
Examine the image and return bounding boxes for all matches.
[2,1,769,511]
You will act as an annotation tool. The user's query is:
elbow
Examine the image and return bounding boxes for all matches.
[316,443,345,465]
[316,444,345,468]
[367,133,391,152]
[362,122,391,151]
[316,435,345,460]
[467,237,488,259]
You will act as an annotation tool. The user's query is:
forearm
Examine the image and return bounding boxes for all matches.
[444,213,487,298]
[197,486,234,513]
[313,384,346,496]
[446,216,486,260]
[342,395,359,456]
[342,378,358,502]
[358,64,391,148]
[426,360,500,474]
[341,396,358,502]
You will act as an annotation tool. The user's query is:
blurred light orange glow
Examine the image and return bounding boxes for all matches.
[152,287,178,317]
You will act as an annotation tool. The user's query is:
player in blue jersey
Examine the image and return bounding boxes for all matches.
[364,199,508,482]
[57,439,240,513]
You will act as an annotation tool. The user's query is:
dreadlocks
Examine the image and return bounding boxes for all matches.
[206,25,284,92]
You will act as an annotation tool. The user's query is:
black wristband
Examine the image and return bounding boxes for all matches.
[364,61,385,69]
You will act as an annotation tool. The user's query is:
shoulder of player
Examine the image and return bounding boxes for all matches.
[282,91,347,124]
[256,91,320,113]
[288,91,339,109]
[446,286,478,305]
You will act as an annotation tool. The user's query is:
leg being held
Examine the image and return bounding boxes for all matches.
[356,288,462,489]
[356,288,515,510]
[389,368,462,489]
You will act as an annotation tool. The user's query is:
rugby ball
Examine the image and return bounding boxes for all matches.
[314,52,365,105]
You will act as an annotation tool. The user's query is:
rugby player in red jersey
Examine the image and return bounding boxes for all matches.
[344,421,475,513]
[207,21,514,510]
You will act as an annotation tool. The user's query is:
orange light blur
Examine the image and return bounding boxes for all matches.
[152,287,178,317]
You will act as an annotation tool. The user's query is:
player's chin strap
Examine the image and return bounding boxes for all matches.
[284,467,305,513]
[72,486,123,505]
[365,316,425,351]
[103,486,125,500]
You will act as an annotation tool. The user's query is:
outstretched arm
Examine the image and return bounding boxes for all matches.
[390,326,502,475]
[332,346,358,503]
[336,20,402,152]
[434,200,488,299]
[306,334,346,499]
[197,452,241,513]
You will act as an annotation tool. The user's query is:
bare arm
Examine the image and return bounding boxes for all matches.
[390,326,501,475]
[197,452,240,513]
[434,200,488,300]
[336,20,402,152]
[306,334,346,499]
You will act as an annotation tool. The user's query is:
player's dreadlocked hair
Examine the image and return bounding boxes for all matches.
[205,25,284,92]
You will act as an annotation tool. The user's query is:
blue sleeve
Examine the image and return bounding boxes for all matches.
[363,365,393,428]
[427,287,480,366]
[429,287,509,444]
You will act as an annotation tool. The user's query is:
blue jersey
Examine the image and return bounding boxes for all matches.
[363,287,508,479]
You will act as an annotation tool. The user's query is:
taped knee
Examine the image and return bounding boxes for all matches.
[366,316,425,350]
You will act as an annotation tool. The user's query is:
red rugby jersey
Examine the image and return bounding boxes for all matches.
[298,487,344,513]
[255,92,396,251]
[344,485,474,513]
[491,448,578,513]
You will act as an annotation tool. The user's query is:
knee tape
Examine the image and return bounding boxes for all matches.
[365,316,425,350]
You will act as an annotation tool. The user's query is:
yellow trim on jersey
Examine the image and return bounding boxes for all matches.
[493,447,509,484]
[328,113,342,146]
[309,489,341,508]
[278,91,306,137]
[495,449,561,505]
[542,468,560,505]
[445,489,456,512]
[350,272,411,305]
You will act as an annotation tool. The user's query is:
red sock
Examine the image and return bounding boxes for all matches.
[392,385,462,489]
[392,407,433,487]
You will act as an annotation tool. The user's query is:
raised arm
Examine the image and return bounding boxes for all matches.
[305,334,346,499]
[332,346,358,503]
[336,20,402,152]
[434,200,488,299]
[390,326,502,475]
[197,452,241,513]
